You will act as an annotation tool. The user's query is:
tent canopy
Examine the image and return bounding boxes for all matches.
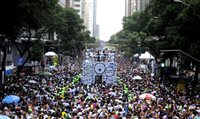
[45,51,57,57]
[133,53,139,57]
[139,51,154,59]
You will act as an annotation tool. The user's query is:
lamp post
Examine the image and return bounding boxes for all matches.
[174,0,190,7]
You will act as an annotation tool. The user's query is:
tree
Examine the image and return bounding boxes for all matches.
[13,0,58,76]
[175,0,200,95]
[0,0,58,77]
[0,0,22,75]
[54,7,94,58]
[30,41,45,61]
[121,0,200,95]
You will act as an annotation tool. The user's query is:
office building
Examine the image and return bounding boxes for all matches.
[135,0,149,11]
[125,0,149,17]
[82,0,97,38]
[125,0,136,17]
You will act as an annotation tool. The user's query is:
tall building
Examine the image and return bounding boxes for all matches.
[125,0,136,17]
[82,0,97,38]
[125,0,149,17]
[83,0,90,31]
[95,24,99,39]
[72,0,83,17]
[65,0,71,7]
[58,0,97,38]
[92,0,97,38]
[135,0,149,11]
[59,0,66,7]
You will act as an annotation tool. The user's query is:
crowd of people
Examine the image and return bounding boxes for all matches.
[0,56,199,119]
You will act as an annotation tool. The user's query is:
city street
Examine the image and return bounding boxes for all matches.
[0,52,200,118]
[1,0,200,118]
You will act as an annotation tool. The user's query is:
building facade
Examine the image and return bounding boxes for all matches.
[63,0,97,38]
[135,0,149,11]
[125,0,149,17]
[125,0,136,17]
[82,0,97,38]
[59,0,66,7]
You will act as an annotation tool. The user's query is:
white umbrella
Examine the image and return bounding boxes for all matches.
[49,109,55,113]
[28,80,37,84]
[139,93,156,101]
[45,51,57,56]
[0,115,10,119]
[139,51,154,59]
[133,53,139,57]
[49,66,58,71]
[132,75,142,80]
[108,92,116,96]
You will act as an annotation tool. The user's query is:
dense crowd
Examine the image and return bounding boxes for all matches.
[0,57,199,119]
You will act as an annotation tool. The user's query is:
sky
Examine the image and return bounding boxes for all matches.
[96,0,125,41]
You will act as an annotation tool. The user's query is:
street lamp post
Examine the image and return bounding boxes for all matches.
[174,0,190,7]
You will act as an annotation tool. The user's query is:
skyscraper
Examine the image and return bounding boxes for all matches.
[59,0,66,7]
[135,0,149,11]
[64,0,97,38]
[83,0,97,38]
[71,0,84,18]
[65,0,71,7]
[125,0,136,17]
[125,0,149,17]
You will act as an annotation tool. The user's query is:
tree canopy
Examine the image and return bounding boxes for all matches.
[0,0,95,75]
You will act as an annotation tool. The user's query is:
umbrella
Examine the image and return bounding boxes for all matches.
[132,75,142,80]
[109,92,116,96]
[49,66,58,71]
[2,95,20,104]
[28,80,37,84]
[49,109,55,113]
[115,99,123,104]
[45,51,57,56]
[38,71,52,76]
[0,115,10,119]
[139,93,156,101]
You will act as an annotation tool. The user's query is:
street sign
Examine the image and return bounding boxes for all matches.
[17,57,24,66]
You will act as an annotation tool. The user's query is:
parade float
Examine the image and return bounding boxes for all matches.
[81,50,117,85]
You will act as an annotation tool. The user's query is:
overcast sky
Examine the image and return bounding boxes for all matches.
[96,0,125,41]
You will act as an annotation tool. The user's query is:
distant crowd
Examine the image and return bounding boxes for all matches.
[0,56,199,119]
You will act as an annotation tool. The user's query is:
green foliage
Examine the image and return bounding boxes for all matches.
[54,7,95,56]
[30,41,45,61]
[115,0,200,66]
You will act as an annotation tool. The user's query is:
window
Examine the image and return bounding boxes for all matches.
[75,4,80,7]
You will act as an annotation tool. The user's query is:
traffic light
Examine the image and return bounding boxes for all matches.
[161,63,165,67]
[159,52,165,67]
